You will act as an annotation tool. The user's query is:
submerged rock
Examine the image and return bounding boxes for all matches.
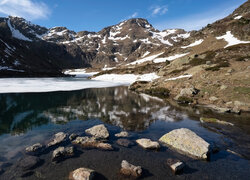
[69,167,96,180]
[52,146,74,162]
[73,136,113,150]
[116,139,134,147]
[120,160,142,178]
[11,156,42,177]
[159,128,210,160]
[85,124,109,139]
[136,138,160,150]
[200,117,234,126]
[25,143,44,154]
[17,156,41,171]
[47,132,67,147]
[115,131,129,138]
[166,158,185,174]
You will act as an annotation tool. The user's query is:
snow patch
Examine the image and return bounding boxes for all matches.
[64,69,99,77]
[181,39,204,48]
[7,19,32,42]
[216,31,250,48]
[142,51,150,57]
[234,15,242,20]
[165,74,192,81]
[154,53,189,63]
[127,52,164,65]
[93,73,159,84]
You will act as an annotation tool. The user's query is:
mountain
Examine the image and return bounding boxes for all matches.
[93,0,250,113]
[0,16,191,77]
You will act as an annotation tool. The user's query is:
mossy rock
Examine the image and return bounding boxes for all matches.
[177,96,193,104]
[205,61,230,71]
[144,87,170,98]
[200,117,233,126]
[129,81,149,91]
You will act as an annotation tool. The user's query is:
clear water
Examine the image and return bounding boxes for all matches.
[0,79,250,180]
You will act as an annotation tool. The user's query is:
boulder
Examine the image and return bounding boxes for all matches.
[136,138,160,150]
[116,139,134,147]
[52,146,74,162]
[159,128,210,160]
[69,167,96,180]
[200,117,234,126]
[115,131,129,138]
[179,87,199,97]
[85,124,109,139]
[47,132,67,147]
[25,143,44,154]
[120,160,142,178]
[73,136,113,150]
[166,158,185,174]
[69,133,79,141]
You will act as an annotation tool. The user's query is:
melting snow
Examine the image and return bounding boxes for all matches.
[93,73,159,84]
[153,53,189,63]
[181,39,204,48]
[7,19,32,42]
[142,51,150,57]
[234,16,242,20]
[127,52,164,65]
[64,69,99,77]
[165,74,192,81]
[216,31,250,48]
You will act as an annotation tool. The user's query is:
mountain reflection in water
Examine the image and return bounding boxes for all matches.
[0,86,186,135]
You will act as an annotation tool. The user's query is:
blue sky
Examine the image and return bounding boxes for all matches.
[0,0,247,32]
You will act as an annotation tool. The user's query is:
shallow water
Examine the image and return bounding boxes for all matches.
[0,84,250,179]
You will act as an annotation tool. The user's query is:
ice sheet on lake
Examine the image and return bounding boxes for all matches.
[0,78,126,93]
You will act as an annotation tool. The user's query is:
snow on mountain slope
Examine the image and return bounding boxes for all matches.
[216,31,250,48]
[126,52,164,65]
[181,39,204,48]
[92,72,159,84]
[7,19,32,41]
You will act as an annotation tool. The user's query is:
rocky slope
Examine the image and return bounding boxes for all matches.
[94,0,250,113]
[0,16,190,77]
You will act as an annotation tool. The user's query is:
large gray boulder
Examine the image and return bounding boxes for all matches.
[85,124,109,139]
[159,128,210,160]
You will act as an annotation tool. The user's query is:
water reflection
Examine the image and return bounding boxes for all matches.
[0,87,186,135]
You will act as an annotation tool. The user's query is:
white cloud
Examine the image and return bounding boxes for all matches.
[128,12,138,19]
[0,0,51,20]
[150,5,168,16]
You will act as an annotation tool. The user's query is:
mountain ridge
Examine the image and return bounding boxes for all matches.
[0,0,250,77]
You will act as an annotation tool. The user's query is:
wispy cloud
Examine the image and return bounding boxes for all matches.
[150,5,168,16]
[128,12,138,19]
[154,5,237,31]
[0,0,51,20]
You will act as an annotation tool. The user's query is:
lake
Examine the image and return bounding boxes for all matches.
[0,78,250,179]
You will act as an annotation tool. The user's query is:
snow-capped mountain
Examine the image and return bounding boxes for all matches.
[0,0,249,77]
[0,16,191,76]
